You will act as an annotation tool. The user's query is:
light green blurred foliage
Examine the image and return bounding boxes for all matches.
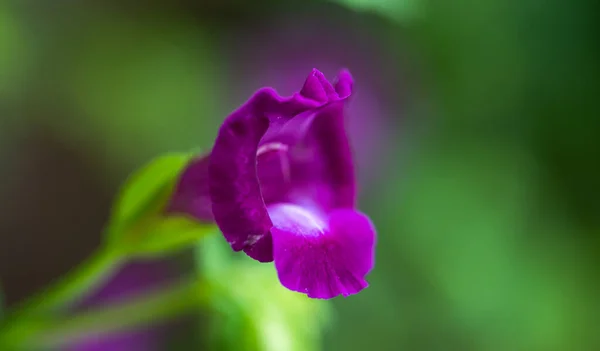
[197,235,331,351]
[388,144,586,350]
[58,10,224,166]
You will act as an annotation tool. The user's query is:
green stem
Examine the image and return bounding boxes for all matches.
[7,245,123,320]
[2,278,206,349]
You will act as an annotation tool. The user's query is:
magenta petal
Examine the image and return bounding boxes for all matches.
[300,68,338,102]
[167,156,213,221]
[269,204,376,299]
[243,233,273,263]
[309,102,356,208]
[334,69,353,99]
[290,101,356,209]
[300,72,328,103]
[209,101,273,252]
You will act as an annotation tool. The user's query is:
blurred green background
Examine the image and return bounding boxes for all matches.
[1,0,599,350]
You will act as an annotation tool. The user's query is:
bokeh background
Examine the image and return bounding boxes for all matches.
[1,0,599,350]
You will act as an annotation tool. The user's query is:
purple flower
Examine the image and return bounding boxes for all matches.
[169,69,376,299]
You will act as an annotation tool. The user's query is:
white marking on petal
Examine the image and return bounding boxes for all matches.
[257,142,289,156]
[244,234,262,246]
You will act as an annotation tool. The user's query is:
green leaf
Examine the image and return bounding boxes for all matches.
[110,152,192,228]
[106,152,214,257]
[120,215,214,258]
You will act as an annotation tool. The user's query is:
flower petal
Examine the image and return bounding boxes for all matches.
[208,88,322,258]
[300,68,338,102]
[334,69,353,99]
[167,155,213,221]
[287,101,356,209]
[256,143,292,205]
[209,101,272,253]
[256,72,356,208]
[243,233,273,263]
[269,204,376,299]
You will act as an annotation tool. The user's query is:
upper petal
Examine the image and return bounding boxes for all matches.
[268,204,376,299]
[300,68,338,102]
[334,69,353,99]
[303,101,356,208]
[284,101,357,209]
